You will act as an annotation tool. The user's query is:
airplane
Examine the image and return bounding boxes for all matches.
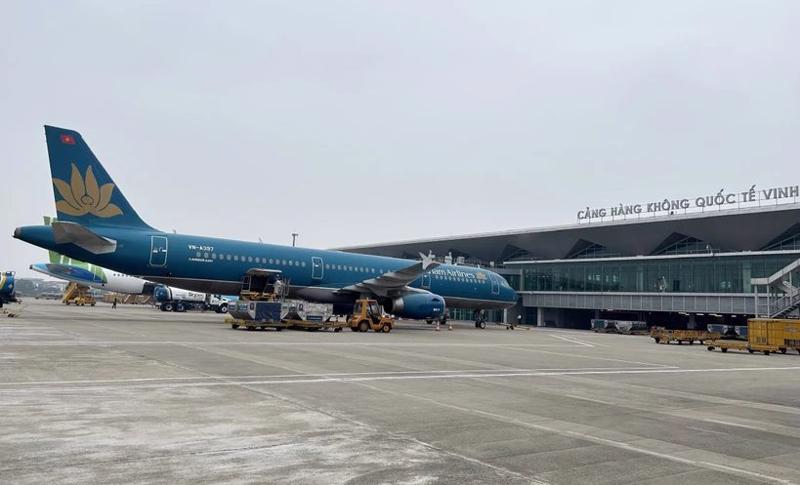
[0,271,17,307]
[14,126,518,321]
[30,218,233,312]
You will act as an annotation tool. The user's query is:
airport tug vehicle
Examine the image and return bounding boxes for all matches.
[347,298,394,333]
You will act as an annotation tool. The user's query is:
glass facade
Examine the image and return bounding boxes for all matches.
[764,233,800,251]
[519,253,799,294]
[570,243,620,259]
[657,237,720,255]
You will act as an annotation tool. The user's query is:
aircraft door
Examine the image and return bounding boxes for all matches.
[490,276,500,295]
[149,236,168,267]
[311,257,323,280]
[422,273,431,289]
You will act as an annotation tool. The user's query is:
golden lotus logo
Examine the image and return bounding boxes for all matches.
[52,163,123,218]
[476,271,487,280]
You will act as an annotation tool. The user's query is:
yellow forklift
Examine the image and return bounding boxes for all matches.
[348,298,394,333]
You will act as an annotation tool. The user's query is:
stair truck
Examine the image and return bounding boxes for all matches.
[62,281,96,306]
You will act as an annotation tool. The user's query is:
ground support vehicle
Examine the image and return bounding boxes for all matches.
[651,327,720,345]
[227,270,347,332]
[227,314,349,332]
[62,282,96,307]
[347,298,394,333]
[707,318,800,355]
[205,294,231,313]
[154,286,206,312]
[594,319,648,334]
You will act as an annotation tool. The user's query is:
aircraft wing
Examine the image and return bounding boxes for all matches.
[339,253,440,297]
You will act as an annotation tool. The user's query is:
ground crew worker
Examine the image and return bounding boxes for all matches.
[112,297,117,309]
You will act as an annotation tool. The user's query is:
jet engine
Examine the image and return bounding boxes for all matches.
[384,292,446,320]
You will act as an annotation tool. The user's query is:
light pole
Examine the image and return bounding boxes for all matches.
[292,233,299,247]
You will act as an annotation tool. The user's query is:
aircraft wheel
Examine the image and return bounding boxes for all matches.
[358,320,369,332]
[479,321,486,329]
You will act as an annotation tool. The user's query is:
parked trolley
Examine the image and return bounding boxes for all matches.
[650,327,720,345]
[707,318,800,355]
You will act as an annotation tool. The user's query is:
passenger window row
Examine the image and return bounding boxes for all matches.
[323,264,384,274]
[199,251,308,267]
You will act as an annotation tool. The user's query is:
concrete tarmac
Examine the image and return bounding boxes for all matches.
[1,300,799,484]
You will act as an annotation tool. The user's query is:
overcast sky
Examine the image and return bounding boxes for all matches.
[2,1,799,278]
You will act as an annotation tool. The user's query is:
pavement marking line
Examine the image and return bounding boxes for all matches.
[548,334,594,348]
[563,394,618,406]
[11,365,800,393]
[700,418,771,432]
[506,345,670,367]
[353,382,797,485]
[0,341,585,347]
[0,367,640,387]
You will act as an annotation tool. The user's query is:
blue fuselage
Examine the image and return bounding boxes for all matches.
[15,225,518,310]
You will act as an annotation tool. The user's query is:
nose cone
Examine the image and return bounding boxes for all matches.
[503,286,518,304]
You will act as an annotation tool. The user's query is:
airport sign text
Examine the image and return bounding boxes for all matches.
[578,184,800,222]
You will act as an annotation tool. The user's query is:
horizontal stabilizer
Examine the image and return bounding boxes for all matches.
[51,221,117,254]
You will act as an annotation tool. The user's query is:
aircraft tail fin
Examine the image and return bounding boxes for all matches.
[44,126,152,230]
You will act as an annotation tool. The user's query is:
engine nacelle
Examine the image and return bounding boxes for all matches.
[385,293,446,320]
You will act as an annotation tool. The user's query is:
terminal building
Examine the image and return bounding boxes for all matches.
[343,197,800,329]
